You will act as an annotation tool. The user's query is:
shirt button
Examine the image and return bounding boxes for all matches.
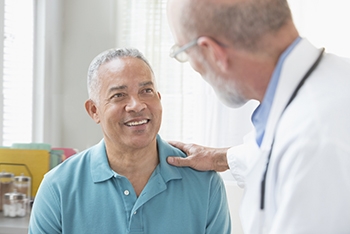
[124,190,130,196]
[134,211,137,215]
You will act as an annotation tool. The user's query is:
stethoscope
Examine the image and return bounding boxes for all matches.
[260,47,325,211]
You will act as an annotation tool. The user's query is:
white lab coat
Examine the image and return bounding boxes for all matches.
[227,38,350,234]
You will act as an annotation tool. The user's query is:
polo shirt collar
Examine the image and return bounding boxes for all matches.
[90,135,183,183]
[90,139,115,183]
[156,135,182,183]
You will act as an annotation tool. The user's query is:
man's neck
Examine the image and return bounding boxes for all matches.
[106,139,159,197]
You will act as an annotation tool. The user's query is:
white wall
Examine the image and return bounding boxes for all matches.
[58,0,117,151]
[36,0,117,150]
[33,0,63,147]
[225,182,244,234]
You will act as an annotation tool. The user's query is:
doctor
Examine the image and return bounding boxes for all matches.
[166,0,350,233]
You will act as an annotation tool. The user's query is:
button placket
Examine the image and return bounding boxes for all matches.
[115,176,136,219]
[129,206,143,232]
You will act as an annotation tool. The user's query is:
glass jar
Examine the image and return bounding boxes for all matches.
[3,191,27,217]
[14,173,31,200]
[0,170,14,211]
[14,173,31,214]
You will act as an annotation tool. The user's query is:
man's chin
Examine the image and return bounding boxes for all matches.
[203,72,247,109]
[128,133,157,148]
[216,92,247,109]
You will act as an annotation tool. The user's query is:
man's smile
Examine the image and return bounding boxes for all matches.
[125,119,150,126]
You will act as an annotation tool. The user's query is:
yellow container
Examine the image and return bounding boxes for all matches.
[0,149,50,198]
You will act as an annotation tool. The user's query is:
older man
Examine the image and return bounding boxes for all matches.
[28,48,231,234]
[166,0,350,233]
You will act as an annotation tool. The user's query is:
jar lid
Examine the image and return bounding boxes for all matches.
[0,171,14,178]
[14,174,31,182]
[4,192,26,200]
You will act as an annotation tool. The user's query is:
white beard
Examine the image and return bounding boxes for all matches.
[199,57,248,108]
[212,83,247,108]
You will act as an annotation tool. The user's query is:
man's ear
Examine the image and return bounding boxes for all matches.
[157,92,161,100]
[197,37,229,72]
[85,99,100,124]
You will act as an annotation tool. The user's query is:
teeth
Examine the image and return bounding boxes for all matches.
[126,119,148,126]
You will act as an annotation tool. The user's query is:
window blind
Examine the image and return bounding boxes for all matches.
[117,0,207,143]
[1,0,34,146]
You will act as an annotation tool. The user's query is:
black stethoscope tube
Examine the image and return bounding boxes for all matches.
[260,48,325,210]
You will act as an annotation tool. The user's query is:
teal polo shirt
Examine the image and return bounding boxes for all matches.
[29,135,231,234]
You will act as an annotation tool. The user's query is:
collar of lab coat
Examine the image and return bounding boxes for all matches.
[260,38,323,152]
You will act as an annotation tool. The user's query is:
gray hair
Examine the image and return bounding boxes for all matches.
[181,0,292,51]
[87,48,154,103]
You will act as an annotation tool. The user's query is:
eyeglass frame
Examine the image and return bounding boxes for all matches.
[169,37,228,63]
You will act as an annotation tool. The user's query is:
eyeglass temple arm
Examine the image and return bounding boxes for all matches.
[170,39,198,58]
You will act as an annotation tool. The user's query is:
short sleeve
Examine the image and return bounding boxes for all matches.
[205,173,231,234]
[28,175,62,234]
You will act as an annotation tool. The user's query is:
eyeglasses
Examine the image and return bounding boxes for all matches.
[169,37,228,63]
[169,38,198,63]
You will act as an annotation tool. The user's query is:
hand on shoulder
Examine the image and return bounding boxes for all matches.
[167,141,230,172]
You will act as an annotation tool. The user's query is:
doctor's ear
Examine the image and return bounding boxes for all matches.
[197,37,229,71]
[85,99,100,124]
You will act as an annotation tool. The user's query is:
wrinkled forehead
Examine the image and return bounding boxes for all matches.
[98,57,157,88]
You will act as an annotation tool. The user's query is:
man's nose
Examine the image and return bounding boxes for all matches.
[125,96,146,113]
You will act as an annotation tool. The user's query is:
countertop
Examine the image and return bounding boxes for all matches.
[0,211,29,234]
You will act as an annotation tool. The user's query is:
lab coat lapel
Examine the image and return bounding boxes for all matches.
[262,38,324,228]
[261,39,322,151]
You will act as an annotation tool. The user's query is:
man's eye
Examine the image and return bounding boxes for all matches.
[113,93,124,98]
[144,88,153,93]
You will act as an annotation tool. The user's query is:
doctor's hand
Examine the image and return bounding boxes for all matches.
[167,141,230,172]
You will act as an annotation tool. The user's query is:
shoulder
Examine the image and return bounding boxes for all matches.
[280,51,350,140]
[43,145,95,184]
[276,53,350,158]
[157,136,224,188]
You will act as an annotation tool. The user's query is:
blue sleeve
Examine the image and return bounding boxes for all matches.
[206,173,231,234]
[28,176,62,234]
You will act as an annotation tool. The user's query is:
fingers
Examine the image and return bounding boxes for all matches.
[168,141,187,151]
[167,156,191,168]
[168,141,189,155]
